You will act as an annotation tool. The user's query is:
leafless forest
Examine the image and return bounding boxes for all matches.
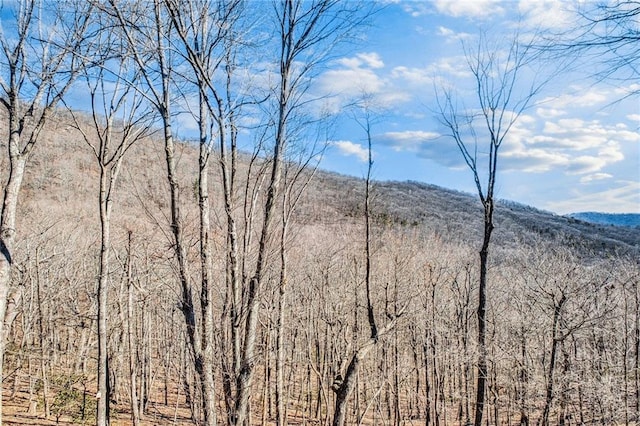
[0,1,639,426]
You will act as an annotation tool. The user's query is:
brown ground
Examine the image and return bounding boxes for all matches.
[3,380,195,425]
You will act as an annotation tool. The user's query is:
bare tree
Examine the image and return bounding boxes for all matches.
[331,96,406,426]
[63,21,154,423]
[551,1,640,96]
[275,130,325,426]
[233,1,369,424]
[0,1,92,422]
[102,2,218,424]
[435,32,550,426]
[123,231,141,426]
[164,1,247,424]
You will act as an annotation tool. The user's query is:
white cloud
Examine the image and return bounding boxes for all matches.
[391,56,470,85]
[432,0,505,19]
[428,57,472,78]
[404,111,427,120]
[337,52,384,70]
[546,181,640,214]
[391,66,430,86]
[376,130,464,167]
[518,0,576,31]
[580,173,613,183]
[566,155,613,175]
[318,67,384,96]
[399,2,432,17]
[501,148,568,173]
[543,118,587,134]
[437,26,455,37]
[331,140,369,162]
[536,107,566,119]
[357,52,384,69]
[317,52,411,109]
[381,110,631,178]
[378,130,440,149]
[498,114,632,175]
[600,143,626,161]
[614,83,640,97]
[337,57,364,69]
[375,91,413,106]
[437,26,472,42]
[538,88,610,112]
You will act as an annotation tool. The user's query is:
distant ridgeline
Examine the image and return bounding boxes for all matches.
[567,212,640,228]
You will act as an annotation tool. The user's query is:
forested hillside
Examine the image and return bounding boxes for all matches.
[0,2,639,426]
[0,107,638,425]
[307,175,640,254]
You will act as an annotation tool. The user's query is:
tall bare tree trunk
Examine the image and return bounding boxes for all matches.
[125,232,141,426]
[97,163,112,426]
[0,3,91,423]
[540,294,567,426]
[0,150,25,424]
[160,104,207,421]
[197,89,218,426]
[276,216,288,426]
[473,211,493,426]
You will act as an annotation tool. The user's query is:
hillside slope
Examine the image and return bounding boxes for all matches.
[8,115,638,258]
[303,171,640,256]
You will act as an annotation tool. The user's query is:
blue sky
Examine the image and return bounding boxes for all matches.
[314,0,640,215]
[4,1,635,215]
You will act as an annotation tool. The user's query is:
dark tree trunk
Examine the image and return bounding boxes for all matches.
[473,209,493,426]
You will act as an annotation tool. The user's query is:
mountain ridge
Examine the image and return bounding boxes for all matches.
[567,211,640,228]
[299,169,640,256]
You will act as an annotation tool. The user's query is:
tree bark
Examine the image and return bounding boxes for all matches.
[539,294,566,426]
[0,147,25,425]
[275,221,288,426]
[125,232,141,426]
[97,158,113,426]
[473,213,493,426]
[197,88,218,426]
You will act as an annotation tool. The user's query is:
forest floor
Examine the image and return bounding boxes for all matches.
[2,377,195,425]
[2,380,324,425]
[2,374,422,425]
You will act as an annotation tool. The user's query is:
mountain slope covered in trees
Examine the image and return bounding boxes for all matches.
[6,110,638,257]
[1,112,638,425]
[13,116,638,259]
[305,172,640,255]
